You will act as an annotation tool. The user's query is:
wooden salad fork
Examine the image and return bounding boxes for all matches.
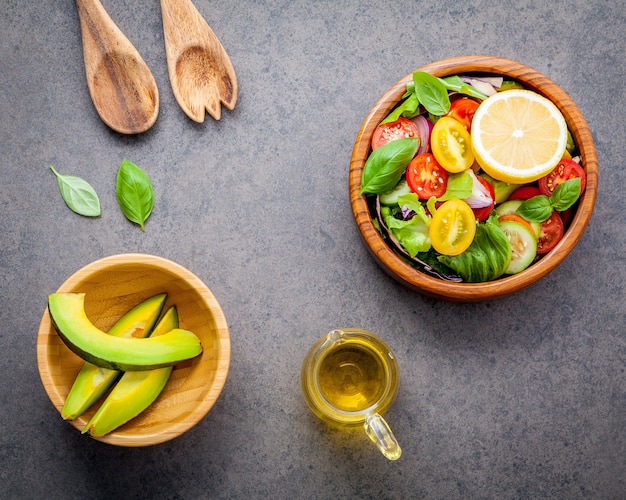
[160,0,238,122]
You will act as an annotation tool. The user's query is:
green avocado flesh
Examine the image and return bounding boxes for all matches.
[48,293,202,371]
[61,293,167,420]
[84,306,179,437]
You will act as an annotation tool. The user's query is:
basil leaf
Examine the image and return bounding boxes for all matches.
[516,195,553,222]
[550,178,581,212]
[360,138,418,195]
[412,72,450,116]
[380,93,420,124]
[441,75,489,100]
[49,165,101,217]
[116,160,154,231]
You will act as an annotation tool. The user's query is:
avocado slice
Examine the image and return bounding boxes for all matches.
[479,172,519,204]
[48,293,202,371]
[83,306,179,437]
[61,293,167,420]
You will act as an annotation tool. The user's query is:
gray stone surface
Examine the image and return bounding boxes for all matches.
[1,0,624,498]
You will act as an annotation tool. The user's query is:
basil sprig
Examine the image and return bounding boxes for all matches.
[381,72,489,124]
[516,178,581,222]
[49,165,101,217]
[360,138,418,195]
[116,160,154,231]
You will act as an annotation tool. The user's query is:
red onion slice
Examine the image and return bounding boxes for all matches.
[411,115,432,155]
[460,76,501,97]
[464,170,493,208]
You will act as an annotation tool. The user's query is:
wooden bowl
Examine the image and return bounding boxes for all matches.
[37,253,230,446]
[349,56,598,302]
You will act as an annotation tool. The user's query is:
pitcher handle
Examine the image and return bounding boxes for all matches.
[364,413,402,460]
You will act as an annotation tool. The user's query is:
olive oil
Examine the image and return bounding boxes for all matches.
[301,329,402,460]
[301,329,399,426]
[317,341,386,412]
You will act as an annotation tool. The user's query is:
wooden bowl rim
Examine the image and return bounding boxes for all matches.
[36,253,231,446]
[349,55,598,301]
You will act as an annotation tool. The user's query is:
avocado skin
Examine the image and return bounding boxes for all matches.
[83,306,178,437]
[48,293,202,371]
[61,293,167,420]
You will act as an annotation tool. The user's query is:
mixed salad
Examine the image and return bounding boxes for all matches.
[360,72,587,283]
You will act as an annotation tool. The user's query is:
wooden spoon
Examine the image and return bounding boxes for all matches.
[160,0,237,122]
[75,0,159,134]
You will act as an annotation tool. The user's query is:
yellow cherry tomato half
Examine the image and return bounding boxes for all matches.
[431,116,474,173]
[429,199,477,256]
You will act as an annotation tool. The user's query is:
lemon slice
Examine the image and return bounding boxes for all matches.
[471,89,568,184]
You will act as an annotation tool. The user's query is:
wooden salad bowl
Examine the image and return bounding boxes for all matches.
[349,56,598,301]
[37,253,230,446]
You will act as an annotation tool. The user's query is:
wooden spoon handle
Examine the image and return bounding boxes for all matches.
[75,0,159,134]
[75,0,134,75]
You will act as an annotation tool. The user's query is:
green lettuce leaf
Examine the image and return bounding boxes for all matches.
[437,215,511,282]
[382,193,431,257]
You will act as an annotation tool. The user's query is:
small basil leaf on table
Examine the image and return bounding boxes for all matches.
[116,160,154,231]
[360,138,419,195]
[49,165,101,217]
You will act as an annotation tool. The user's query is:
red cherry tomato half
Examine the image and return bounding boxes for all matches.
[537,211,565,254]
[472,175,495,221]
[538,158,586,197]
[559,207,573,226]
[446,97,480,132]
[406,153,448,200]
[508,185,541,201]
[371,117,420,150]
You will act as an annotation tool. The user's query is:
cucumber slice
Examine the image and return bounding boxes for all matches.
[379,178,412,206]
[495,199,522,217]
[529,220,541,239]
[499,220,537,274]
[495,199,540,237]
